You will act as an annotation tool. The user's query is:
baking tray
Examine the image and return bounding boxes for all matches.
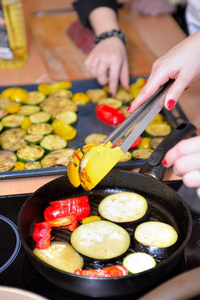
[0,77,193,179]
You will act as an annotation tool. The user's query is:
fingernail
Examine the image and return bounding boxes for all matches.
[184,87,189,91]
[127,106,131,112]
[162,159,168,167]
[167,99,175,110]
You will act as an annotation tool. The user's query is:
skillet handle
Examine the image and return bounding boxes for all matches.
[137,267,200,300]
[139,122,196,180]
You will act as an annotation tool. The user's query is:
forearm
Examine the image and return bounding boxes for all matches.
[89,7,119,35]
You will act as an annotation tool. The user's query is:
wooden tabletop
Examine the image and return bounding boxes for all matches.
[0,1,199,196]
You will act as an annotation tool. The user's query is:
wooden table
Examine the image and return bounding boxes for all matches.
[0,2,199,196]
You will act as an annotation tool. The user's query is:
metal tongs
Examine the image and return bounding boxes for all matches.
[67,79,174,190]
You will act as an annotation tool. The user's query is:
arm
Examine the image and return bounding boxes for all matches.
[127,30,200,112]
[73,0,129,95]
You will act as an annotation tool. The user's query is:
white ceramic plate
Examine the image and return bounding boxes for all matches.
[0,286,48,300]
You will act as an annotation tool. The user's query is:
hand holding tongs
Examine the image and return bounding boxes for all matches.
[68,79,174,190]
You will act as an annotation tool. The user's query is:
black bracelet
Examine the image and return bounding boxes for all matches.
[93,29,126,47]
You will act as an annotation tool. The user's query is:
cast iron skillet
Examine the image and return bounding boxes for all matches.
[18,122,195,298]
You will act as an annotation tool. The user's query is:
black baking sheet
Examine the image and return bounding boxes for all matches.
[0,77,192,179]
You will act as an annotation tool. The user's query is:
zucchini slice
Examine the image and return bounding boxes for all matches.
[25,161,41,169]
[33,242,84,273]
[0,128,27,151]
[1,114,25,128]
[27,123,53,135]
[0,150,17,172]
[119,151,132,162]
[40,148,75,168]
[40,96,78,114]
[50,89,73,99]
[24,134,43,145]
[29,111,51,124]
[98,192,148,226]
[23,91,45,105]
[98,98,122,109]
[0,121,3,132]
[53,111,77,125]
[132,149,153,160]
[134,221,178,259]
[123,252,156,274]
[70,220,130,260]
[84,133,108,145]
[145,123,171,137]
[18,105,40,116]
[115,90,133,103]
[17,145,45,162]
[40,134,67,152]
[86,89,107,103]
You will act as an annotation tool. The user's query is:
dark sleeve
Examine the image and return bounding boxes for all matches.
[73,0,118,28]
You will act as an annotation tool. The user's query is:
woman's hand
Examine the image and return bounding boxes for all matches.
[162,136,200,198]
[85,37,129,95]
[127,30,200,113]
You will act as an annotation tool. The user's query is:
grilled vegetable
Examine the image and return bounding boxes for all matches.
[53,111,77,125]
[70,220,130,260]
[86,89,107,103]
[40,148,75,168]
[123,252,156,274]
[98,98,122,109]
[40,96,78,114]
[17,145,45,162]
[27,123,53,135]
[21,116,32,131]
[33,242,84,273]
[50,89,73,98]
[1,114,24,128]
[44,196,91,221]
[38,81,72,96]
[40,134,67,152]
[82,215,101,224]
[18,105,40,116]
[23,91,45,105]
[33,215,78,249]
[24,134,43,145]
[0,150,17,171]
[29,111,51,124]
[137,137,152,149]
[25,161,41,169]
[115,90,133,103]
[0,128,27,151]
[134,221,178,259]
[119,151,132,162]
[72,92,90,105]
[145,123,171,137]
[0,121,3,132]
[75,265,128,277]
[12,161,25,171]
[52,120,77,140]
[98,192,148,226]
[95,104,126,126]
[84,133,107,145]
[1,87,28,103]
[150,137,164,150]
[132,149,153,160]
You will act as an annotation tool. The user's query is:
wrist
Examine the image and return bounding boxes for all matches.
[93,29,126,47]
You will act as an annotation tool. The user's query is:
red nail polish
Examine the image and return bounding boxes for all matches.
[127,106,131,112]
[162,159,167,167]
[167,99,175,110]
[184,87,189,91]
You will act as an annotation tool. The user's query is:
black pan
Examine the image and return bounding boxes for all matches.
[18,122,195,298]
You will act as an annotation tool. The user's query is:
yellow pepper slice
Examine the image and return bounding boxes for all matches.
[1,87,28,103]
[6,104,20,113]
[38,81,72,96]
[72,92,90,105]
[12,161,25,171]
[21,116,32,131]
[137,137,152,149]
[52,119,77,140]
[82,216,101,224]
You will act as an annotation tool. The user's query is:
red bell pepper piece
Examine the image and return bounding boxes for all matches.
[33,215,78,249]
[44,196,90,222]
[74,265,128,277]
[114,136,142,149]
[95,104,126,126]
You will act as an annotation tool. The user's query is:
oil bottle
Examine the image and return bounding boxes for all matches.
[0,0,28,69]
